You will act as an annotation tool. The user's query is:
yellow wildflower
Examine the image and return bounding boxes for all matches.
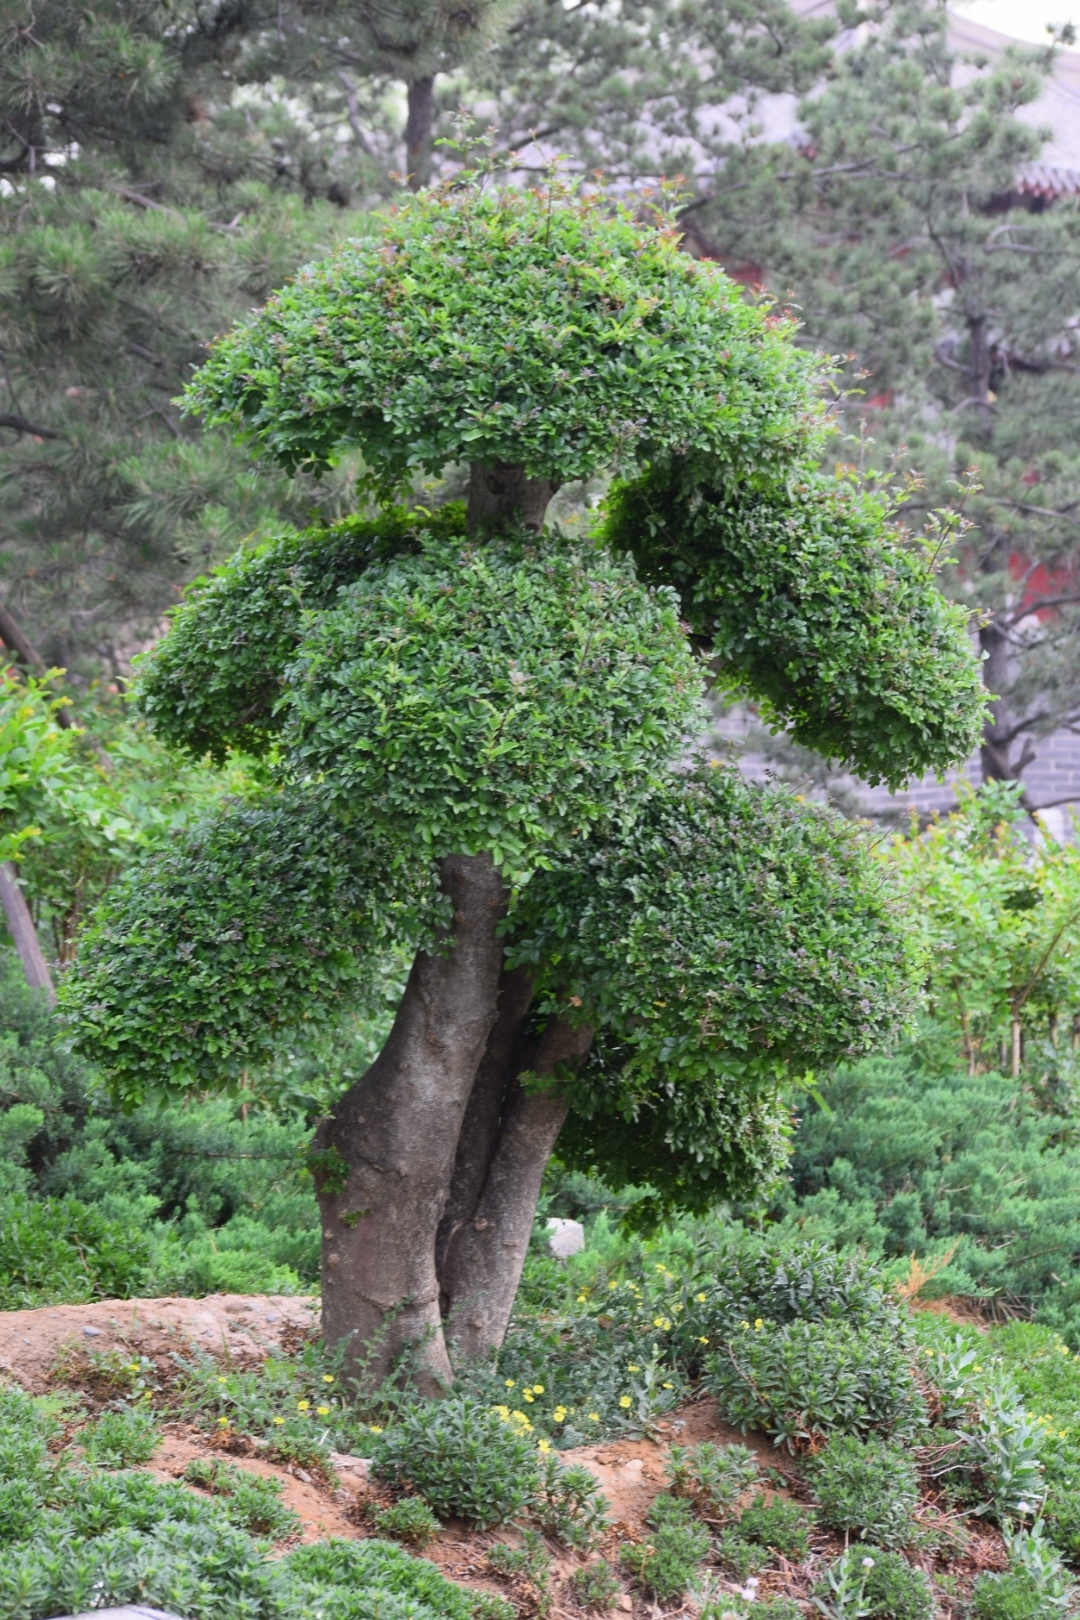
[523,1391,535,1403]
[754,1319,763,1330]
[695,1293,707,1303]
[628,1365,640,1373]
[297,1400,310,1411]
[589,1413,600,1422]
[322,1375,335,1384]
[317,1405,330,1416]
[272,1417,285,1426]
[532,1385,544,1394]
[505,1379,516,1388]
[217,1416,229,1426]
[538,1439,551,1453]
[663,1383,674,1390]
[619,1396,632,1409]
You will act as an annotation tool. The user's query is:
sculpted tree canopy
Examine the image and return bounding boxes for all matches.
[62,178,986,1389]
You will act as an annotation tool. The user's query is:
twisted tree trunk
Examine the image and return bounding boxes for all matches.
[314,465,570,1386]
[313,853,507,1392]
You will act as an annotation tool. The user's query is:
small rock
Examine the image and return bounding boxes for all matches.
[617,1597,633,1613]
[547,1217,585,1261]
[82,1325,103,1337]
[330,1453,372,1480]
[263,1312,278,1323]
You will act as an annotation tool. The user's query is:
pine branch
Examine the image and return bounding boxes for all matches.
[0,413,60,440]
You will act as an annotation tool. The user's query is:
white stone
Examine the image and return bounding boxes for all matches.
[547,1217,585,1260]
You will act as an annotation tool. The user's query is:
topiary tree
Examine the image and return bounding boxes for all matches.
[62,176,986,1389]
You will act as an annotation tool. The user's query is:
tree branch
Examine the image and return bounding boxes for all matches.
[0,413,60,440]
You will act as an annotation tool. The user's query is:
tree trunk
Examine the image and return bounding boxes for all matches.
[313,852,507,1392]
[405,75,435,192]
[967,312,994,442]
[312,462,571,1386]
[434,964,537,1298]
[467,462,557,535]
[440,1015,592,1360]
[0,862,55,1004]
[978,616,1036,802]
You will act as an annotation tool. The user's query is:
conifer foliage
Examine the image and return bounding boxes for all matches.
[63,178,984,1386]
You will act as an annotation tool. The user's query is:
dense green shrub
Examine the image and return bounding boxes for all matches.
[621,1493,711,1602]
[807,1435,918,1547]
[681,1235,902,1346]
[735,1493,812,1559]
[707,1317,926,1449]
[813,1548,933,1620]
[372,1397,539,1528]
[971,1570,1054,1620]
[714,1529,770,1579]
[82,1405,161,1469]
[370,1496,441,1549]
[861,1550,934,1620]
[768,1055,1080,1342]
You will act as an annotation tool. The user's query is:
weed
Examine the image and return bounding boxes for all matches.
[567,1559,620,1612]
[736,1493,812,1559]
[371,1496,441,1548]
[807,1434,918,1548]
[667,1440,758,1517]
[534,1451,609,1550]
[487,1529,553,1616]
[182,1457,301,1539]
[82,1404,160,1468]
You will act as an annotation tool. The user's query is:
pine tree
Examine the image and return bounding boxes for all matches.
[63,177,984,1385]
[681,0,1080,792]
[0,0,369,676]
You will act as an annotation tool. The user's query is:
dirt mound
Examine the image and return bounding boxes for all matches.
[0,1293,319,1393]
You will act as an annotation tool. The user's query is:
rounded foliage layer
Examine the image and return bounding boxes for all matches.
[281,533,703,872]
[183,181,825,489]
[60,793,431,1103]
[512,762,919,1211]
[135,504,466,762]
[604,461,986,788]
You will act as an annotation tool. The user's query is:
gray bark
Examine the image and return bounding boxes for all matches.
[313,853,507,1393]
[0,861,55,1004]
[405,75,434,191]
[434,964,536,1298]
[440,1015,593,1360]
[467,462,557,535]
